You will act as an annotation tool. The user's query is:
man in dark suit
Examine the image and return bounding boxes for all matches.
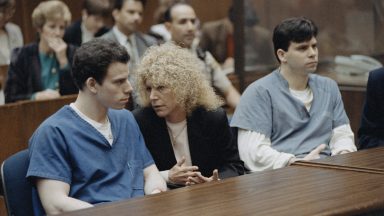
[133,43,244,188]
[63,0,110,47]
[358,67,384,149]
[101,0,156,71]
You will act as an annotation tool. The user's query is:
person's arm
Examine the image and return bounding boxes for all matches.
[238,128,295,172]
[205,52,240,109]
[329,124,356,155]
[36,179,93,215]
[223,85,241,109]
[143,164,167,194]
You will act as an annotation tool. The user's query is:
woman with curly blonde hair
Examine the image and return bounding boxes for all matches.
[133,43,244,188]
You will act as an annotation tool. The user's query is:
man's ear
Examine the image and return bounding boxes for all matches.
[112,9,119,21]
[85,77,98,94]
[277,49,287,63]
[165,21,172,32]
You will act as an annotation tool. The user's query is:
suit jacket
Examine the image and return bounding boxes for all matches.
[358,67,384,149]
[63,20,109,47]
[133,107,244,179]
[101,29,157,58]
[4,43,78,103]
[0,22,23,65]
[199,18,276,66]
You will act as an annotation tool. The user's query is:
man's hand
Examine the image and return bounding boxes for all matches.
[303,144,326,160]
[185,169,220,186]
[168,157,199,185]
[289,144,327,165]
[35,89,61,100]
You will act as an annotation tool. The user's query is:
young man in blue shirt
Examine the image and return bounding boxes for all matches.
[27,38,166,215]
[231,17,356,172]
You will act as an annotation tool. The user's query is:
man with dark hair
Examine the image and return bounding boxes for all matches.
[231,17,356,172]
[27,38,166,215]
[164,2,240,109]
[64,0,111,46]
[102,0,155,74]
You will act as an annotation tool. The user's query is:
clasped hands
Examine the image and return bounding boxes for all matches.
[168,157,220,186]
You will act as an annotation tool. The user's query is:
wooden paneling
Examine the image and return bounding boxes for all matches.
[0,95,77,165]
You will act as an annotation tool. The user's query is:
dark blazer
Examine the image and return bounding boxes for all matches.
[63,20,109,47]
[4,43,78,103]
[133,107,244,179]
[358,67,384,149]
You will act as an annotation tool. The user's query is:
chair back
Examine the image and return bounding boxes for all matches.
[0,64,8,90]
[1,149,34,216]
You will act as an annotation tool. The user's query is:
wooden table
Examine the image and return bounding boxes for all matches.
[293,147,384,174]
[59,165,384,216]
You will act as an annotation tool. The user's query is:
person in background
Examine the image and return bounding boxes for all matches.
[0,0,23,65]
[164,2,240,109]
[63,0,111,47]
[358,67,384,149]
[27,38,166,215]
[5,0,78,103]
[231,17,356,172]
[0,0,23,104]
[102,0,156,76]
[133,43,244,188]
[148,0,184,43]
[102,0,157,109]
[199,0,275,71]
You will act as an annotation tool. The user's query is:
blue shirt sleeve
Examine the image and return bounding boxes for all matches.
[231,83,273,137]
[27,124,72,184]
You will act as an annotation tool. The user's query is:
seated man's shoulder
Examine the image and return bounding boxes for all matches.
[311,73,339,89]
[247,71,277,90]
[34,106,73,132]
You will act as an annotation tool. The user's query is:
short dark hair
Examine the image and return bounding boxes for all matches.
[163,2,190,22]
[83,0,111,17]
[0,0,14,8]
[273,17,318,62]
[113,0,146,10]
[72,38,130,90]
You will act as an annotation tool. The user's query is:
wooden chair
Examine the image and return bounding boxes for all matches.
[0,65,8,90]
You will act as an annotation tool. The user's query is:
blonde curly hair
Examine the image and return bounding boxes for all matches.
[136,42,223,115]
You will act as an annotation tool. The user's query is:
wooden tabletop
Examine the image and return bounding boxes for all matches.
[59,165,384,216]
[293,147,384,173]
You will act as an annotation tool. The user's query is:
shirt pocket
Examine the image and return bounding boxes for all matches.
[127,160,144,196]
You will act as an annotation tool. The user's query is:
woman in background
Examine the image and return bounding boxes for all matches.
[5,0,77,103]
